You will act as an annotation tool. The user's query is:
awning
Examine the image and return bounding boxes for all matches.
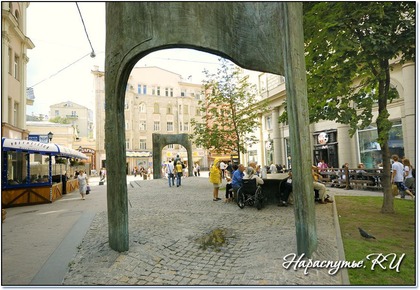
[126,151,151,157]
[1,138,87,159]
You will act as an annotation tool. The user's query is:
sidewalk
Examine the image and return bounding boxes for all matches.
[1,175,386,286]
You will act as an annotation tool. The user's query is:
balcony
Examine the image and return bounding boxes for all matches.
[66,115,78,119]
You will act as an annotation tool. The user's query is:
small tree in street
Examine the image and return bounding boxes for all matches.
[190,59,269,163]
[288,2,415,213]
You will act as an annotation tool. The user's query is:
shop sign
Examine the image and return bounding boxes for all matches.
[318,132,329,145]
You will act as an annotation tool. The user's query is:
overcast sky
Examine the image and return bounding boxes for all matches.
[26,2,222,117]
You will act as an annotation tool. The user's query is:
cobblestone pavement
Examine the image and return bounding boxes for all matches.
[63,177,345,286]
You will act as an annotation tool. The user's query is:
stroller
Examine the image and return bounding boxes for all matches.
[237,179,264,210]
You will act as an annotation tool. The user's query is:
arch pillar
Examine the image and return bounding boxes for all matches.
[152,133,193,179]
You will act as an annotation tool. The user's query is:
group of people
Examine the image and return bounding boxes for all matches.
[165,159,185,187]
[209,159,265,202]
[391,155,415,199]
[132,166,152,180]
[209,158,334,206]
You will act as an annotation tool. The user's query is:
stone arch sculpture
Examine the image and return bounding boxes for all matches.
[105,2,317,257]
[152,133,193,179]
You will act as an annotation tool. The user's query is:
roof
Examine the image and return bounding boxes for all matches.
[1,138,87,159]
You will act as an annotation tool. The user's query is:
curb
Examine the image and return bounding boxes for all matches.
[332,198,350,285]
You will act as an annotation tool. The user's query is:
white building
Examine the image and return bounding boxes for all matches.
[247,60,416,169]
[92,66,207,173]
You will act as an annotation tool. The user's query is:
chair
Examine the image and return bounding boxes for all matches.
[237,178,263,209]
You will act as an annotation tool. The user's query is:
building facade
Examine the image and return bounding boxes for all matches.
[247,60,416,170]
[49,101,94,139]
[1,2,34,139]
[92,66,207,173]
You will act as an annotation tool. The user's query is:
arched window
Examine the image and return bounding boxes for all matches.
[167,105,172,114]
[139,103,146,113]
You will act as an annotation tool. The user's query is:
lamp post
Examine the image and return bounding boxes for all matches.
[47,132,54,143]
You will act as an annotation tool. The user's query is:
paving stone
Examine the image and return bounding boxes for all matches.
[62,177,345,286]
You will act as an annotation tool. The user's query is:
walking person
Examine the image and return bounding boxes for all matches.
[77,170,89,200]
[403,158,415,194]
[166,160,175,187]
[209,158,222,201]
[391,155,415,199]
[175,161,183,187]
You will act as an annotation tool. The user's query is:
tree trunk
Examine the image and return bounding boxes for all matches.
[376,60,394,214]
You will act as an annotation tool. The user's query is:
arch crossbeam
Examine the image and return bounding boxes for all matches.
[105,2,316,257]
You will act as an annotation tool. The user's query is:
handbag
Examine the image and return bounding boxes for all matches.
[86,185,91,195]
[391,184,398,196]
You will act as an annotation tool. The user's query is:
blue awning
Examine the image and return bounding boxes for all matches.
[1,138,87,159]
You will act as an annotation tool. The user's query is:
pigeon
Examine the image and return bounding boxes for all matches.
[358,227,376,239]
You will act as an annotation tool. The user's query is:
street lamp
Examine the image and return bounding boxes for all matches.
[47,132,54,143]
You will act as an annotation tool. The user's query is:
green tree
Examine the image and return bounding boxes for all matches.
[49,116,70,124]
[289,2,415,213]
[190,59,269,163]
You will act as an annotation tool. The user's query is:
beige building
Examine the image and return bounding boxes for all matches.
[1,2,34,139]
[92,66,207,173]
[49,101,94,139]
[247,60,416,170]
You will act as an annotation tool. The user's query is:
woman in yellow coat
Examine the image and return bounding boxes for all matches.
[209,158,222,201]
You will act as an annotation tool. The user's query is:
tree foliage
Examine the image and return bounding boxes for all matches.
[190,59,269,161]
[282,2,415,213]
[49,116,71,124]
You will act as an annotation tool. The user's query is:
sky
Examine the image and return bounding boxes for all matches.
[26,2,223,117]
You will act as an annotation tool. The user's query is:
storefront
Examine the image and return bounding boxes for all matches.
[2,138,87,207]
[313,130,339,168]
[357,120,404,168]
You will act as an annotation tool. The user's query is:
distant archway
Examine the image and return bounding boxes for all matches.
[105,2,316,257]
[152,133,193,179]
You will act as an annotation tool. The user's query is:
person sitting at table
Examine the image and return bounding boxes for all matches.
[312,166,332,204]
[224,164,238,202]
[278,171,293,207]
[231,164,245,201]
[243,166,264,185]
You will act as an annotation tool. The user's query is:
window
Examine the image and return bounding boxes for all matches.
[139,103,146,113]
[181,89,186,97]
[170,88,174,97]
[71,111,77,117]
[358,120,404,169]
[167,105,172,114]
[154,103,160,114]
[153,121,160,131]
[13,102,18,126]
[55,110,59,116]
[165,87,169,96]
[138,84,142,94]
[184,122,189,131]
[139,139,147,150]
[157,87,161,96]
[139,121,146,131]
[152,87,156,95]
[168,144,174,149]
[183,105,189,114]
[266,116,272,130]
[143,85,147,95]
[167,122,174,132]
[8,48,12,74]
[14,55,19,80]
